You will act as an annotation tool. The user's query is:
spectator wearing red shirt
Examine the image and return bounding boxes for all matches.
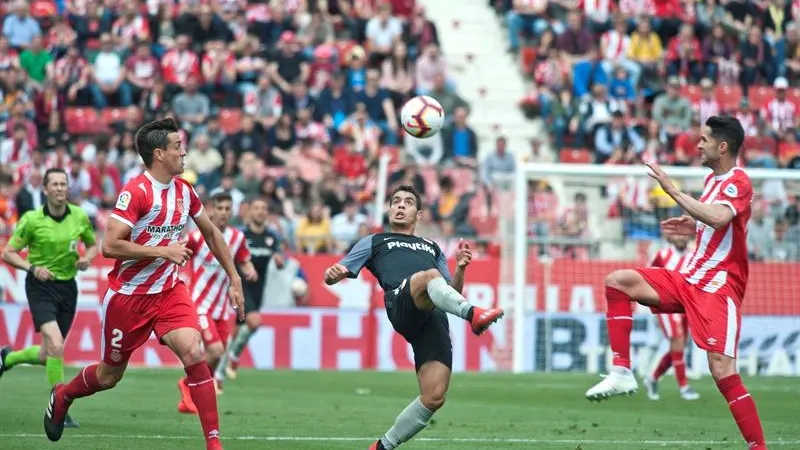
[651,0,682,43]
[48,16,78,59]
[201,39,237,105]
[125,41,161,103]
[765,77,797,137]
[5,101,38,150]
[673,119,702,166]
[111,3,151,53]
[87,147,122,208]
[333,137,368,187]
[666,24,703,82]
[161,34,200,97]
[0,36,21,71]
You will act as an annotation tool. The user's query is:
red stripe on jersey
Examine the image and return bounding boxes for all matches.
[188,227,248,320]
[108,172,203,296]
[680,168,752,301]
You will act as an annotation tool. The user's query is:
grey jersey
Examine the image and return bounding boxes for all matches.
[339,233,451,291]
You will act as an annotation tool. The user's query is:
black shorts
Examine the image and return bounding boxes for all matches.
[384,278,453,372]
[239,282,264,324]
[25,275,78,338]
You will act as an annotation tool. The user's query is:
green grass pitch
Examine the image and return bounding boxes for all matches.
[0,367,798,449]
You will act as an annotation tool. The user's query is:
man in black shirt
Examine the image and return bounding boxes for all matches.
[325,185,504,450]
[216,197,283,383]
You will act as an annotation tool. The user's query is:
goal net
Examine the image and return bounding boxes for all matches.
[499,163,800,377]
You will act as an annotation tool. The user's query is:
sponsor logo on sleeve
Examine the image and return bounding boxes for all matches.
[724,184,738,198]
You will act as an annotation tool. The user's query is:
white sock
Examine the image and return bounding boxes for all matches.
[426,277,472,320]
[380,397,433,449]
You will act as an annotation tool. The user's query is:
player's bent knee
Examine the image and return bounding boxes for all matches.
[245,313,261,330]
[420,388,447,412]
[605,270,639,291]
[707,352,736,381]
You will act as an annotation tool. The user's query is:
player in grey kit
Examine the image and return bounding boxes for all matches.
[324,185,505,450]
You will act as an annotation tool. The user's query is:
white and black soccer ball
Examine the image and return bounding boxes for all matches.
[291,278,308,298]
[400,95,445,139]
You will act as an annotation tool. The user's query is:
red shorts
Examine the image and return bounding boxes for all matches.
[198,314,231,347]
[636,268,742,358]
[657,313,689,340]
[100,281,200,366]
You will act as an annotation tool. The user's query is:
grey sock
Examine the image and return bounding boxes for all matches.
[380,397,433,449]
[214,324,254,381]
[426,277,472,320]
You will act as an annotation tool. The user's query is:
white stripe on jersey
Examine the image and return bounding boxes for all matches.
[191,227,245,320]
[147,183,182,294]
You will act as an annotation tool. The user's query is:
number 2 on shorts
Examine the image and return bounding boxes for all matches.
[110,328,124,349]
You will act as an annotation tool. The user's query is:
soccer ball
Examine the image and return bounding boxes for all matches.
[400,95,445,138]
[291,278,308,298]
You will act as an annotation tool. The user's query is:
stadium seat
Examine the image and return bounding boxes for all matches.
[520,46,537,76]
[787,87,800,109]
[680,84,702,104]
[101,107,130,125]
[218,109,242,134]
[559,148,593,164]
[470,216,498,238]
[444,168,476,194]
[747,86,775,110]
[715,85,743,112]
[64,108,101,135]
[420,167,440,200]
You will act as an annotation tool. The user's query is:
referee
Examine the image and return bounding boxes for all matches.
[0,168,97,428]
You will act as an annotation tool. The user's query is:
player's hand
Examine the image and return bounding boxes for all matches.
[228,275,245,321]
[645,162,677,195]
[273,253,286,270]
[456,238,472,268]
[162,238,193,265]
[242,264,258,282]
[33,266,54,281]
[324,263,348,285]
[661,215,697,237]
[75,257,91,271]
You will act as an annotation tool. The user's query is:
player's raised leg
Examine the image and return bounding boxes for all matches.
[409,268,503,335]
[709,352,766,449]
[585,269,662,401]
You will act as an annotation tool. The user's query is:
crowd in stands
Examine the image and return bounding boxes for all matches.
[0,0,797,262]
[0,0,495,256]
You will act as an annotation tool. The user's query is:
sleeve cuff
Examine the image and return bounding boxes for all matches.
[192,205,204,219]
[110,213,135,229]
[715,200,737,217]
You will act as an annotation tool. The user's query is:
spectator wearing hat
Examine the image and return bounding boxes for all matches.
[766,77,796,137]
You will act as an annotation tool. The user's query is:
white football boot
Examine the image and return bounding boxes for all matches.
[585,367,639,401]
[680,386,701,401]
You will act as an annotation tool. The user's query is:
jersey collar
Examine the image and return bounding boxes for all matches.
[43,203,71,222]
[144,170,172,190]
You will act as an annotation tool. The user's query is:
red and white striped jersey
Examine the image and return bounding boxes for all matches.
[765,99,796,134]
[109,172,204,295]
[601,30,631,61]
[186,227,250,320]
[679,168,752,302]
[648,244,691,270]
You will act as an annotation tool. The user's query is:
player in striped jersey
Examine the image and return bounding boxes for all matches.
[642,235,700,401]
[177,192,257,413]
[585,116,767,449]
[44,118,243,450]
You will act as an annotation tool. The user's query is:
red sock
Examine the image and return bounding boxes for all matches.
[62,364,109,401]
[185,362,222,449]
[716,374,766,449]
[651,352,672,380]
[670,351,688,388]
[605,286,634,368]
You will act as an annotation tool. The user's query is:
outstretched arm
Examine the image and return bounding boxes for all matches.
[325,235,372,285]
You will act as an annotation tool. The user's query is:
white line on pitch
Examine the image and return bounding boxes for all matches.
[1,434,799,445]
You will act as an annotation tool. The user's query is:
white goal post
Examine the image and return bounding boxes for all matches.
[510,163,800,374]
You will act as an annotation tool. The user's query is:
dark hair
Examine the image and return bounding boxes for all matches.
[439,175,454,190]
[210,191,233,204]
[135,118,179,168]
[43,168,68,187]
[706,116,744,158]
[390,185,422,210]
